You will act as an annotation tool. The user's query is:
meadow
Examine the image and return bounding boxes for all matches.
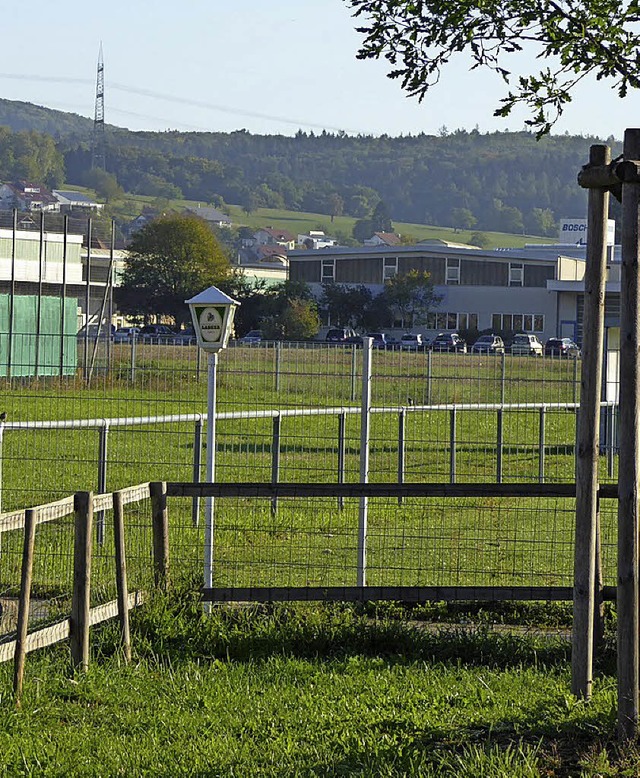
[0,595,632,777]
[0,342,616,603]
[0,342,630,775]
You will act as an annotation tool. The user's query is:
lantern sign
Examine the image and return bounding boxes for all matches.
[186,286,239,352]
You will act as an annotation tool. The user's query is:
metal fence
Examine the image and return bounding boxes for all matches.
[0,338,611,504]
[0,338,621,606]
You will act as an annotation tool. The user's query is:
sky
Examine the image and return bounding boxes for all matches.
[0,0,636,141]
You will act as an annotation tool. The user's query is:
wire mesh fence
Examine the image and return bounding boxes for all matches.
[0,338,614,508]
[164,483,618,597]
[0,336,621,609]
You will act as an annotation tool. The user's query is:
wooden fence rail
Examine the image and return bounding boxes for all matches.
[0,482,158,701]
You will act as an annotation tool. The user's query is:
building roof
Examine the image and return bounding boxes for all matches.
[3,181,58,206]
[53,190,101,207]
[256,226,296,242]
[288,242,577,264]
[185,206,231,224]
[371,232,402,245]
[257,244,288,259]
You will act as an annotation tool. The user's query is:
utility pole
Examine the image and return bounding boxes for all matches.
[91,44,106,171]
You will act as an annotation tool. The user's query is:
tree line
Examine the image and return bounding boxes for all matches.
[0,100,621,236]
[62,127,608,236]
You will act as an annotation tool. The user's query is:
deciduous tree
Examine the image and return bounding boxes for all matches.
[321,284,374,329]
[117,213,230,325]
[381,270,442,328]
[346,0,640,136]
[451,207,477,233]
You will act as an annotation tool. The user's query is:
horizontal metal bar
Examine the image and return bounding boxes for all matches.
[167,481,619,499]
[202,585,585,603]
[0,401,618,431]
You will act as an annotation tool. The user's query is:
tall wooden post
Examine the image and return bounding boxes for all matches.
[572,144,610,699]
[617,128,640,740]
[150,482,169,591]
[71,491,93,672]
[13,508,37,702]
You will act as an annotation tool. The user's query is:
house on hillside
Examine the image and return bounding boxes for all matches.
[185,205,232,228]
[125,210,159,238]
[364,232,402,247]
[253,226,296,250]
[237,243,288,267]
[0,182,60,213]
[235,243,288,288]
[53,190,104,213]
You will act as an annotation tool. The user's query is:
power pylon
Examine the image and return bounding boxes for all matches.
[91,43,106,170]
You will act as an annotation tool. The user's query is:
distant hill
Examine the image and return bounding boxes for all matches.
[0,98,621,237]
[0,98,95,139]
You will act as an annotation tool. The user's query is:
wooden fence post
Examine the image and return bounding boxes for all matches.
[13,508,37,702]
[112,490,131,663]
[71,491,93,672]
[150,482,169,591]
[617,128,640,739]
[573,143,609,699]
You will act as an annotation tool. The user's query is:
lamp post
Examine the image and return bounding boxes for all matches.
[186,286,239,599]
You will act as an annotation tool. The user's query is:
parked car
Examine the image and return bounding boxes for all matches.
[113,326,140,344]
[325,327,357,344]
[510,333,543,356]
[364,332,389,349]
[238,329,262,344]
[400,333,425,351]
[429,332,467,353]
[76,324,113,341]
[139,324,178,344]
[544,337,581,358]
[471,334,505,354]
[173,325,197,345]
[385,336,402,351]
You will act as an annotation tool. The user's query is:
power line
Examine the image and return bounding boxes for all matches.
[0,72,361,134]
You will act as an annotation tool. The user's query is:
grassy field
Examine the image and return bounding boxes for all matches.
[0,343,614,604]
[0,344,631,775]
[70,183,553,250]
[0,594,635,777]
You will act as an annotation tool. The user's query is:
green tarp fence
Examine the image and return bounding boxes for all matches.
[0,294,77,377]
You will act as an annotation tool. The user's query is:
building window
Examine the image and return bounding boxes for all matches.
[321,259,335,283]
[509,263,524,286]
[383,256,398,281]
[492,313,544,333]
[446,258,460,284]
[429,311,479,330]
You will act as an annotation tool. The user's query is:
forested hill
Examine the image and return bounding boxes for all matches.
[0,98,621,235]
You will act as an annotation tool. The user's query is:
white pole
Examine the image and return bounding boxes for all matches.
[357,338,372,587]
[204,351,218,598]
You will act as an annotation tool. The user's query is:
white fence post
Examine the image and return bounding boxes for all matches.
[357,338,372,588]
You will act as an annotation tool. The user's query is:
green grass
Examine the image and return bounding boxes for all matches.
[222,204,553,249]
[0,343,628,775]
[0,343,613,608]
[0,596,635,776]
[82,184,552,250]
